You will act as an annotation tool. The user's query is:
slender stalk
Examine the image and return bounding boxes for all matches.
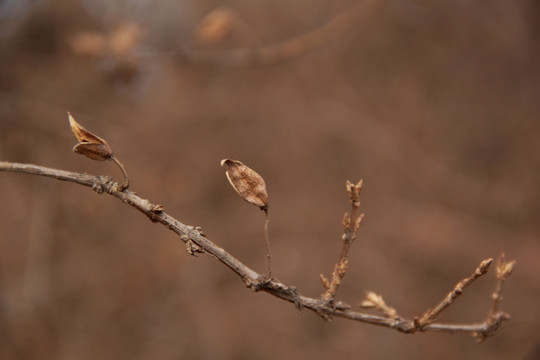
[111,155,130,190]
[416,258,493,328]
[263,208,272,279]
[177,0,382,67]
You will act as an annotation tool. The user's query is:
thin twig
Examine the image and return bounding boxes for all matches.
[263,208,272,279]
[416,258,493,329]
[111,155,130,190]
[490,254,515,318]
[473,254,515,342]
[321,180,364,303]
[177,0,383,67]
[0,161,512,338]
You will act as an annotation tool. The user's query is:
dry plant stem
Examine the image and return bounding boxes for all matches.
[322,181,363,302]
[111,155,129,190]
[489,254,515,318]
[177,0,383,67]
[263,209,272,279]
[416,258,493,329]
[0,161,512,338]
[473,254,515,342]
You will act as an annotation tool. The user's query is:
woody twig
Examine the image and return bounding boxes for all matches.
[320,180,364,304]
[0,161,514,339]
[473,254,515,342]
[415,258,494,329]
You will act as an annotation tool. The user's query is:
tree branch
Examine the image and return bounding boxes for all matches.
[177,0,383,67]
[0,161,513,339]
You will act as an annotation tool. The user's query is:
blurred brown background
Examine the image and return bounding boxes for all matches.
[0,0,539,359]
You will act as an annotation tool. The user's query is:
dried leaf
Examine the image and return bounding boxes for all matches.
[68,112,113,161]
[221,159,268,211]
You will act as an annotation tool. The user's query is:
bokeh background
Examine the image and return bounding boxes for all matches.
[1,0,539,359]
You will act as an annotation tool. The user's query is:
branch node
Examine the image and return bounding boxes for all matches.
[334,301,352,311]
[185,239,204,257]
[194,226,206,237]
[316,309,333,322]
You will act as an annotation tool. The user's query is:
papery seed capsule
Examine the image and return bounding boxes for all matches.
[221,159,268,212]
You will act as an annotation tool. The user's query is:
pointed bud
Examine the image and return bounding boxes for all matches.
[496,254,516,280]
[343,212,351,228]
[320,274,330,290]
[354,213,365,232]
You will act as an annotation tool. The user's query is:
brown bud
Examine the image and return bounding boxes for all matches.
[346,179,363,208]
[221,159,268,212]
[343,212,350,226]
[496,254,516,280]
[319,274,330,290]
[68,112,113,161]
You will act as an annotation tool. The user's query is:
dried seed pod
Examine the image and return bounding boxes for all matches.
[221,159,268,212]
[68,112,130,190]
[69,112,113,161]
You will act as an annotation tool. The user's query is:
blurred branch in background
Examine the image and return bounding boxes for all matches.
[0,160,515,340]
[177,0,383,67]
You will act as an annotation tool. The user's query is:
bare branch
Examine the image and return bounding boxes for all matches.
[177,0,382,67]
[473,254,515,342]
[416,258,493,329]
[321,180,364,303]
[0,161,513,338]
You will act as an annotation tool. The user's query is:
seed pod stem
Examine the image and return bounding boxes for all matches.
[111,155,130,190]
[264,209,272,278]
[221,159,272,278]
